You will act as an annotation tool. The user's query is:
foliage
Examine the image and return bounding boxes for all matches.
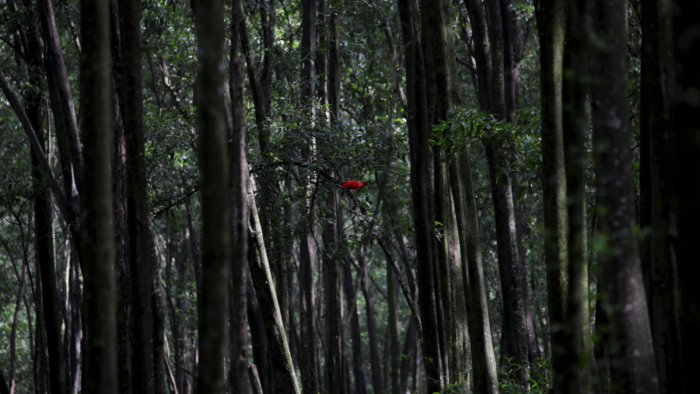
[498,357,552,394]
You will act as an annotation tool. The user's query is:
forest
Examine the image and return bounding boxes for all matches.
[0,0,698,393]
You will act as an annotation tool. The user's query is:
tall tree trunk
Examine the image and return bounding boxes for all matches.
[396,0,443,391]
[229,3,249,389]
[533,0,568,390]
[325,11,345,394]
[193,0,232,392]
[561,0,592,392]
[501,0,540,364]
[483,0,530,386]
[448,159,499,394]
[109,1,131,390]
[116,0,156,391]
[79,0,117,392]
[640,1,681,393]
[671,1,700,392]
[590,0,659,392]
[298,0,320,391]
[37,0,83,187]
[25,34,68,394]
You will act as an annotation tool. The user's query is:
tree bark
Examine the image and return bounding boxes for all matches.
[116,0,157,391]
[448,159,499,394]
[590,0,659,392]
[396,0,443,391]
[639,0,682,393]
[298,0,320,391]
[192,1,232,392]
[37,0,83,186]
[561,0,593,392]
[79,0,118,392]
[324,11,345,394]
[533,0,568,390]
[229,6,249,389]
[671,1,700,392]
[109,2,131,391]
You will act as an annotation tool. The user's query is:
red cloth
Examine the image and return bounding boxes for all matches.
[341,180,367,190]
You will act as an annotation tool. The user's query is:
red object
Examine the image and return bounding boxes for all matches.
[341,180,368,190]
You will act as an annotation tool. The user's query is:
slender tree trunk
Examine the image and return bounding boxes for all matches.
[37,0,83,186]
[343,261,368,394]
[671,1,700,392]
[590,0,659,392]
[248,283,271,394]
[153,269,167,394]
[358,242,384,394]
[229,3,249,389]
[448,159,499,394]
[79,0,117,392]
[298,0,320,391]
[109,2,131,390]
[387,261,401,394]
[27,47,67,394]
[501,0,540,364]
[8,260,27,394]
[325,12,345,394]
[247,175,301,394]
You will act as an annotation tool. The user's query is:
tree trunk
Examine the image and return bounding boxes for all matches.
[483,0,530,386]
[671,1,700,392]
[79,0,117,392]
[343,261,368,394]
[298,0,320,391]
[358,241,384,394]
[640,0,682,393]
[533,0,568,390]
[325,11,345,394]
[590,0,659,392]
[247,175,301,394]
[396,0,443,391]
[560,0,593,392]
[38,0,83,186]
[387,261,401,394]
[193,0,232,392]
[229,4,249,389]
[448,159,499,394]
[248,282,271,394]
[116,0,156,391]
[109,2,131,390]
[153,269,167,394]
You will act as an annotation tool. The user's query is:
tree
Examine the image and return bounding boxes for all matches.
[193,0,231,392]
[590,0,659,392]
[639,0,682,392]
[115,0,156,391]
[79,0,117,391]
[672,1,700,392]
